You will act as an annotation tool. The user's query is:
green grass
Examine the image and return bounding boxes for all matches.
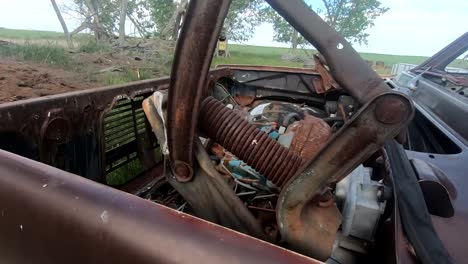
[213,44,431,72]
[106,158,143,186]
[0,28,65,40]
[79,40,111,53]
[213,45,306,68]
[0,27,91,42]
[105,147,163,185]
[104,68,153,85]
[0,42,71,66]
[359,52,429,66]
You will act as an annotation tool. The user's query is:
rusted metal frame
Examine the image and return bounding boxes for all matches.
[216,64,320,75]
[277,93,414,259]
[265,0,390,104]
[0,68,230,183]
[0,149,320,264]
[167,0,232,182]
[0,77,170,182]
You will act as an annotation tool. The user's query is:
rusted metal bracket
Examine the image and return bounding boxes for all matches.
[167,0,232,182]
[312,55,340,94]
[277,92,414,259]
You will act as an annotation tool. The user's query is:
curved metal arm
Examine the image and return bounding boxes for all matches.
[167,0,232,182]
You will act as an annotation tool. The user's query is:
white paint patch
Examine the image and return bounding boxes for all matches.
[100,210,109,223]
[337,43,344,50]
[19,225,23,231]
[250,103,270,116]
[251,139,258,145]
[42,184,48,188]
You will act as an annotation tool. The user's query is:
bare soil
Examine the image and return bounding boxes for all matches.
[0,58,99,103]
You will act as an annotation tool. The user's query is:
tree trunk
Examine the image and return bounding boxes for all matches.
[86,0,104,41]
[119,0,128,47]
[291,30,299,52]
[127,13,147,38]
[50,0,73,49]
[162,0,188,40]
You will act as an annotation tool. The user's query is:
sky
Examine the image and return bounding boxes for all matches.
[0,0,466,56]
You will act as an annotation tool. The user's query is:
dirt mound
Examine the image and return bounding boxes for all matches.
[0,58,98,103]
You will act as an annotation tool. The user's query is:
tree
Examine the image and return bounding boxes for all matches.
[119,0,128,46]
[58,0,266,44]
[51,0,74,49]
[147,0,264,42]
[161,0,188,40]
[61,0,153,41]
[224,0,265,42]
[147,0,177,38]
[266,0,389,51]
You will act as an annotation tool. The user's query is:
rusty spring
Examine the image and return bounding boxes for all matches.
[199,96,303,188]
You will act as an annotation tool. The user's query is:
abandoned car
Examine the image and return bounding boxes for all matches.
[0,0,466,263]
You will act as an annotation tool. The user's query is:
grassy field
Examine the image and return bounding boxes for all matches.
[0,27,91,42]
[212,44,430,72]
[1,27,432,74]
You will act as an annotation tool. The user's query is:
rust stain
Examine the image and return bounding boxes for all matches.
[286,115,332,164]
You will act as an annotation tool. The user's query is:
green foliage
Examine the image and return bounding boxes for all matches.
[263,6,310,49]
[145,0,266,42]
[224,0,265,42]
[265,0,389,49]
[322,0,389,45]
[146,0,176,36]
[0,42,71,66]
[70,0,119,38]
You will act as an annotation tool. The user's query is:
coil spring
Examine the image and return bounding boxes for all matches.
[199,96,303,188]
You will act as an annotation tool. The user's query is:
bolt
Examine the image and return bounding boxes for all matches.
[173,161,193,183]
[318,191,334,208]
[374,95,408,124]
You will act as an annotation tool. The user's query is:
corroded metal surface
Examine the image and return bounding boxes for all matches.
[0,149,320,264]
[199,96,303,188]
[277,93,414,259]
[312,55,340,94]
[0,68,231,182]
[167,0,232,182]
[286,115,331,163]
